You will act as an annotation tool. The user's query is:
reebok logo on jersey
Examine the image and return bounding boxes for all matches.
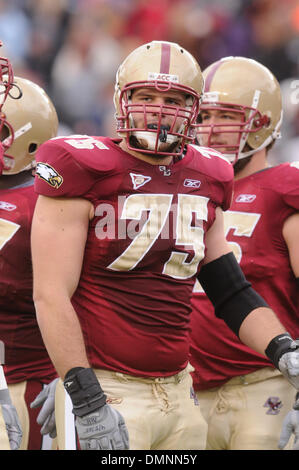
[183,178,201,188]
[0,201,17,211]
[235,194,256,203]
[36,162,63,189]
[130,173,151,190]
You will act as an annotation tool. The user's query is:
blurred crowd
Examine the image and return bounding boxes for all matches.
[0,0,298,163]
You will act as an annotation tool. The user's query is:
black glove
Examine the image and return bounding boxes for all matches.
[63,367,129,450]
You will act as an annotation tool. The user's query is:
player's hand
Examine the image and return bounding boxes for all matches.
[63,367,129,450]
[30,378,59,438]
[0,389,22,450]
[278,340,299,389]
[278,407,299,450]
[75,404,129,450]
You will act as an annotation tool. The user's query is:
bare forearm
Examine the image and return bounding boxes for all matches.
[239,307,286,356]
[34,297,90,379]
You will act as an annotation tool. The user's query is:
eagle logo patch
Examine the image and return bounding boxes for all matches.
[36,162,63,189]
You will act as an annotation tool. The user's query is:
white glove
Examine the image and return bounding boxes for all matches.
[30,378,59,438]
[278,408,299,450]
[278,342,299,389]
[0,389,22,450]
[63,367,129,450]
[75,404,129,450]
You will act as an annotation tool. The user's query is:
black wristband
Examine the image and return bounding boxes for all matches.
[63,367,107,417]
[197,252,269,336]
[265,333,298,369]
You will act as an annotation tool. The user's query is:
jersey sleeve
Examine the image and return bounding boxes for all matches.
[222,175,233,211]
[190,144,234,212]
[34,138,97,198]
[281,161,299,210]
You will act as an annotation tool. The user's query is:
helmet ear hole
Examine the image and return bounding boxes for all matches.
[0,123,9,140]
[28,142,38,154]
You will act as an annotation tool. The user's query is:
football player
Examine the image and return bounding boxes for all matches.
[190,56,299,450]
[0,76,59,449]
[0,46,24,451]
[31,41,299,451]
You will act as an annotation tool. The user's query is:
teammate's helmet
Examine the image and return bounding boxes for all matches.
[197,57,282,164]
[114,40,204,156]
[1,76,58,175]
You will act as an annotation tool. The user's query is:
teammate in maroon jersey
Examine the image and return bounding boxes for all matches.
[31,41,299,451]
[0,76,58,449]
[191,56,299,450]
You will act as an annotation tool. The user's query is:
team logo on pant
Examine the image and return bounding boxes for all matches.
[263,396,282,414]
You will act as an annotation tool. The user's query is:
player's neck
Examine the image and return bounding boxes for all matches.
[234,150,268,180]
[0,170,34,190]
[119,139,174,166]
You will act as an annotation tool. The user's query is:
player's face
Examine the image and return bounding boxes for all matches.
[130,88,188,133]
[197,108,243,154]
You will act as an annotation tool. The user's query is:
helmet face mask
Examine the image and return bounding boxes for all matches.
[0,76,58,175]
[196,57,282,164]
[197,100,271,164]
[0,54,14,110]
[114,41,204,156]
[119,81,199,155]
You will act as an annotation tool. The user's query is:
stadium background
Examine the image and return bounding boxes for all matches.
[0,0,298,164]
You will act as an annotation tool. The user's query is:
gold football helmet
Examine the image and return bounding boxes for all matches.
[114,40,204,156]
[1,76,58,175]
[197,56,282,163]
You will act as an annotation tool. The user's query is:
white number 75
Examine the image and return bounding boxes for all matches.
[108,193,209,280]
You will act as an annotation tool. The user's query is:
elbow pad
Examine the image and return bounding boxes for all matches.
[197,252,269,337]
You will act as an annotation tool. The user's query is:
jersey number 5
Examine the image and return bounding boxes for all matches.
[193,210,260,292]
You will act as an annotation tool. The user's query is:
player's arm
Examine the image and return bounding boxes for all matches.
[31,194,93,379]
[277,211,299,449]
[282,212,299,279]
[31,193,129,450]
[198,207,299,385]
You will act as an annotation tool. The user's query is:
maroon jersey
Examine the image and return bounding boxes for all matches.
[0,179,57,383]
[34,136,233,377]
[190,162,299,390]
